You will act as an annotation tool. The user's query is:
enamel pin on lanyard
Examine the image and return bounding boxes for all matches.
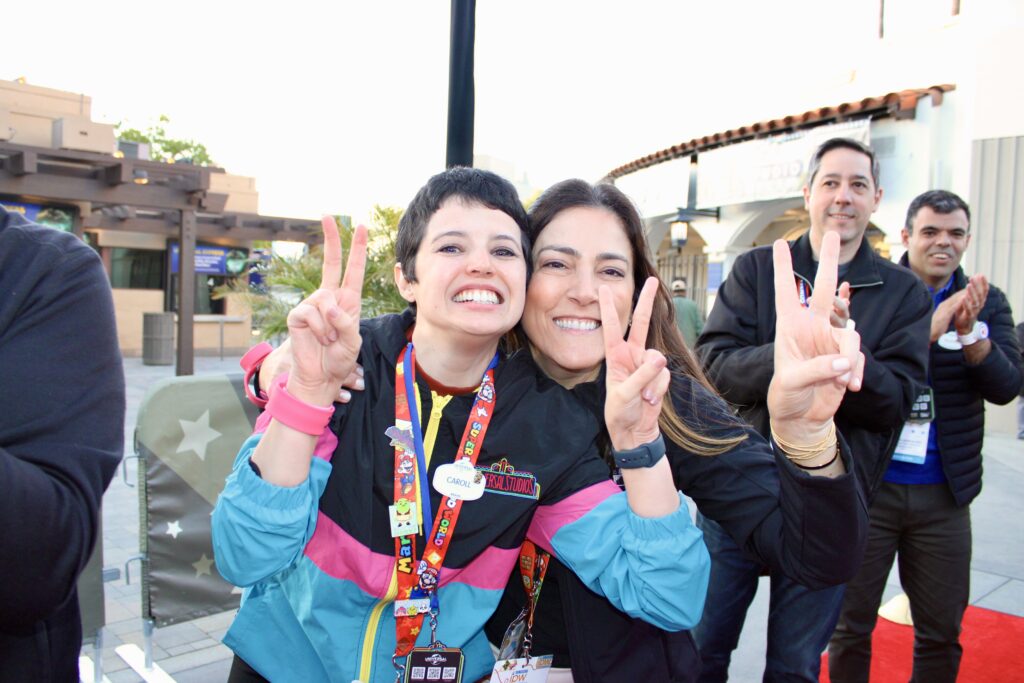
[392,343,499,683]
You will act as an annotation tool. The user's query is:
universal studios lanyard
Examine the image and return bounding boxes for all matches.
[391,343,499,678]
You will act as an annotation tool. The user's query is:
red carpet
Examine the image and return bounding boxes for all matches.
[820,605,1024,682]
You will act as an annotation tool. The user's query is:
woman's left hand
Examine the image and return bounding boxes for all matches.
[768,231,864,444]
[601,277,671,450]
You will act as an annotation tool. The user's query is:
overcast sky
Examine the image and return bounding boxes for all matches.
[6,1,913,222]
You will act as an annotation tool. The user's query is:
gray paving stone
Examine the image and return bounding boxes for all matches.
[171,657,234,683]
[974,579,1024,618]
[159,643,234,675]
[969,569,1011,604]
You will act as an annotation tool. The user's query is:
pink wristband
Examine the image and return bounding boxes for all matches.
[240,342,274,408]
[265,373,335,435]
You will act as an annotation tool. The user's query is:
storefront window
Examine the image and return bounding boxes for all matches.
[111,248,165,290]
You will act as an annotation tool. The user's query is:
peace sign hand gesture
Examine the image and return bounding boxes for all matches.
[601,277,672,451]
[767,231,864,446]
[286,216,368,406]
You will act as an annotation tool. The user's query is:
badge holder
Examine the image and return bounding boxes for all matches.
[399,605,465,683]
[892,388,935,466]
[489,543,553,683]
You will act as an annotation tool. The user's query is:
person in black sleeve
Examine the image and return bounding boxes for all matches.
[695,138,932,682]
[0,206,125,681]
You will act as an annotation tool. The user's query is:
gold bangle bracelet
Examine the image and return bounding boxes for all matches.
[770,421,838,462]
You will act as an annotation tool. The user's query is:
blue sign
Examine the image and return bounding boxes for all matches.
[170,244,250,276]
[0,200,74,231]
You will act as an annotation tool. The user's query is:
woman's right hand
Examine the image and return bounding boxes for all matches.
[284,216,368,406]
[259,338,364,404]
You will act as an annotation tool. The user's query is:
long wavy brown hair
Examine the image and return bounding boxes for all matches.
[525,179,746,456]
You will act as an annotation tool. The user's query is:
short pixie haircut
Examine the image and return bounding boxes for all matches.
[806,137,880,189]
[395,167,531,282]
[904,189,971,234]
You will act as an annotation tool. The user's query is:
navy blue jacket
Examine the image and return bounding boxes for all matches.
[898,256,1023,506]
[0,208,124,681]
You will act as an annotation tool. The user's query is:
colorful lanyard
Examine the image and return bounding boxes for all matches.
[517,541,550,655]
[796,277,811,308]
[392,343,499,661]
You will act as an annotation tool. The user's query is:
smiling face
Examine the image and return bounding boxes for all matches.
[804,146,883,262]
[902,206,970,290]
[396,197,526,346]
[522,206,635,387]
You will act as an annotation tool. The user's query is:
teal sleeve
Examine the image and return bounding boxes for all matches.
[548,491,709,631]
[211,433,332,587]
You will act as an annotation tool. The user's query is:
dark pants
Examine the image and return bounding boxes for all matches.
[229,655,270,683]
[828,482,971,683]
[693,513,846,683]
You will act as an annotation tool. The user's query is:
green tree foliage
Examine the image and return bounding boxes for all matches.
[217,205,407,340]
[116,115,215,166]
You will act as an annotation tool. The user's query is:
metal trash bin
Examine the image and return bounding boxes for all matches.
[142,312,175,366]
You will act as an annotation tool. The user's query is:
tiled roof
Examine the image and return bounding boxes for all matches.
[604,84,956,180]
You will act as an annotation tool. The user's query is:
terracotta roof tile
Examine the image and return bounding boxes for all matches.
[604,84,956,180]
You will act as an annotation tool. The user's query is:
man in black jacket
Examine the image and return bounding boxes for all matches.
[694,138,932,682]
[0,206,125,681]
[828,190,1023,683]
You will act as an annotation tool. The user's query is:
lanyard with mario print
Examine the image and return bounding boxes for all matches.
[391,342,499,681]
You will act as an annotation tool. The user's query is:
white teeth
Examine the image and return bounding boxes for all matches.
[453,289,499,304]
[554,318,599,331]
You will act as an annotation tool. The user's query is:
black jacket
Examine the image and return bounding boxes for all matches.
[487,369,868,682]
[698,233,932,502]
[897,257,1023,506]
[0,208,124,681]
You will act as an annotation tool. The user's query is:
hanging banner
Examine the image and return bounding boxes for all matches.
[696,119,871,209]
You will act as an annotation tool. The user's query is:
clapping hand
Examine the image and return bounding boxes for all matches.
[601,277,671,451]
[286,216,368,406]
[953,273,989,335]
[767,231,864,445]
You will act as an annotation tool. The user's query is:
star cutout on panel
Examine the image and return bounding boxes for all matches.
[192,553,214,578]
[177,411,221,461]
[166,520,182,539]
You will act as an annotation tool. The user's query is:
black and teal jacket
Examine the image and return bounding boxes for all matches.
[212,311,710,683]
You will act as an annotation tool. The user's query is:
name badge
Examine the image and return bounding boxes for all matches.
[892,422,929,465]
[404,647,464,683]
[489,656,553,683]
[432,459,486,501]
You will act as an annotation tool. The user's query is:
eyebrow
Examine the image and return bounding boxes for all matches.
[431,230,521,247]
[820,172,871,183]
[536,244,630,263]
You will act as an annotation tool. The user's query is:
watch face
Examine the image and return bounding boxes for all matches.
[977,321,989,339]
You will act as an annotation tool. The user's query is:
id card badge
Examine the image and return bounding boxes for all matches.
[489,656,553,683]
[892,421,929,465]
[403,647,464,683]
